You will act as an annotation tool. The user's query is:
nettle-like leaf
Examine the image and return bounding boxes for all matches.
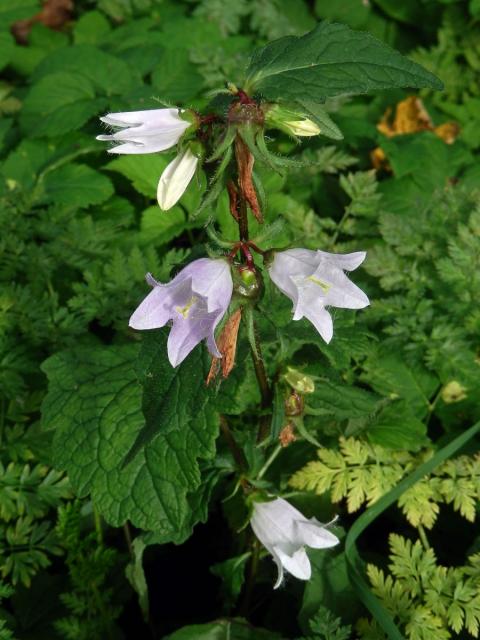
[41,332,220,540]
[245,21,443,104]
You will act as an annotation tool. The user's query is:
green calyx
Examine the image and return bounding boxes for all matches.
[232,265,264,302]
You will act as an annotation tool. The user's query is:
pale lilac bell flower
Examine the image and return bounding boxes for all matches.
[251,497,339,589]
[96,108,191,154]
[129,258,233,367]
[268,248,369,343]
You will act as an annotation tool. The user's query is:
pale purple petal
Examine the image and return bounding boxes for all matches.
[129,285,175,330]
[130,258,232,367]
[190,259,233,313]
[167,302,219,367]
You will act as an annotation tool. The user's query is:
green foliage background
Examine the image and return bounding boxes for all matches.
[0,0,479,638]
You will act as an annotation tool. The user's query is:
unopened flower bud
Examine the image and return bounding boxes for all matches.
[285,390,304,417]
[233,265,263,302]
[441,381,467,404]
[283,367,315,394]
[263,104,320,138]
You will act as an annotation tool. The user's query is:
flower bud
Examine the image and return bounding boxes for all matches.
[285,390,304,417]
[233,265,263,302]
[157,143,203,211]
[441,381,467,404]
[283,367,315,394]
[263,104,320,138]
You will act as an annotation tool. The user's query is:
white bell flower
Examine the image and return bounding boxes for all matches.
[268,248,369,343]
[157,148,199,211]
[97,108,191,154]
[250,497,339,589]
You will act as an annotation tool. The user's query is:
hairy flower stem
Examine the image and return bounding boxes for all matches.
[234,143,272,441]
[237,179,250,242]
[238,537,261,617]
[220,415,247,471]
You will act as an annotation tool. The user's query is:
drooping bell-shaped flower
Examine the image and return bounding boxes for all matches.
[97,108,192,154]
[129,258,233,367]
[157,147,199,211]
[268,248,369,343]
[251,497,339,589]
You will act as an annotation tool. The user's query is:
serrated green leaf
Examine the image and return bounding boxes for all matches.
[151,47,204,103]
[0,31,14,72]
[367,401,428,450]
[41,334,219,538]
[106,154,169,198]
[139,205,187,245]
[0,0,38,29]
[307,379,380,420]
[363,353,438,419]
[73,11,112,45]
[32,44,134,95]
[246,22,443,104]
[42,164,114,208]
[20,72,106,137]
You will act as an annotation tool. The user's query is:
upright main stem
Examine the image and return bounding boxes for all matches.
[234,137,272,437]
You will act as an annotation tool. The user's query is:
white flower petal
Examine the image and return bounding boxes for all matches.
[272,551,285,590]
[303,303,333,343]
[274,545,311,581]
[316,250,366,272]
[295,520,340,549]
[98,108,190,154]
[100,108,185,128]
[157,149,198,211]
[250,498,339,589]
[268,247,369,342]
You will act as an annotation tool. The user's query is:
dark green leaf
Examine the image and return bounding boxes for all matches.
[246,22,443,104]
[165,619,281,640]
[41,334,219,539]
[20,72,106,137]
[42,164,114,208]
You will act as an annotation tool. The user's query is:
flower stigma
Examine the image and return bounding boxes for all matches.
[175,296,198,319]
[306,275,332,293]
